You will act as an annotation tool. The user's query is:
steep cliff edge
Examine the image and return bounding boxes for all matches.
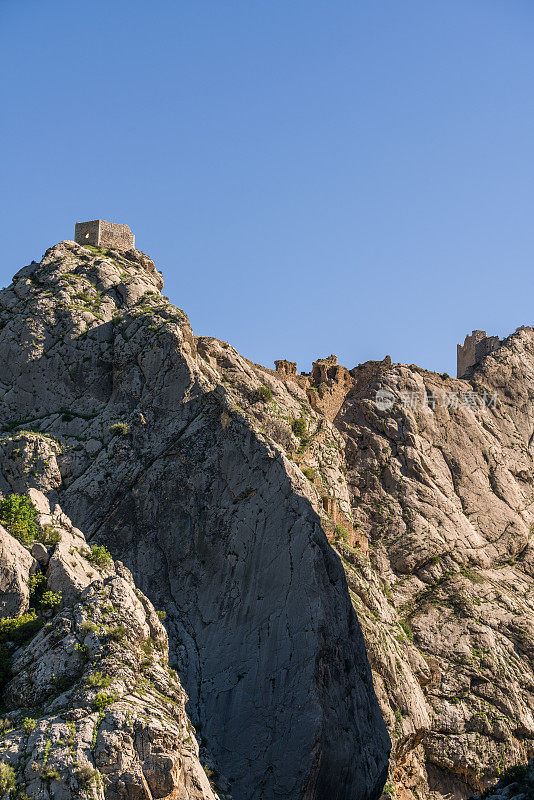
[0,480,218,800]
[0,242,390,800]
[205,333,534,800]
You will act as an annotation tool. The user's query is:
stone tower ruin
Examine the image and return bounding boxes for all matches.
[74,220,135,250]
[457,330,500,378]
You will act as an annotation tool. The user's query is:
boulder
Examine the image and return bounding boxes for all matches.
[0,524,34,618]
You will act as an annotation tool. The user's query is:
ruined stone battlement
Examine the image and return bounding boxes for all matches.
[274,360,297,376]
[457,330,500,378]
[75,219,135,250]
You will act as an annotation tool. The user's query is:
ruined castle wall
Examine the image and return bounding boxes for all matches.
[98,220,135,250]
[74,220,101,247]
[74,220,135,250]
[457,331,500,378]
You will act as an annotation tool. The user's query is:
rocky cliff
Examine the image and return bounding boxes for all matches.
[0,242,390,800]
[0,483,218,800]
[1,238,533,800]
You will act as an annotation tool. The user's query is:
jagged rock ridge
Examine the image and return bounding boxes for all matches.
[4,236,533,800]
[0,241,390,800]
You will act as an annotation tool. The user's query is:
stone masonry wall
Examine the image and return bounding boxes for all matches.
[74,219,135,250]
[457,330,500,378]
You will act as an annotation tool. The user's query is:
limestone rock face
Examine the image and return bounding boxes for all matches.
[163,330,534,800]
[0,523,34,617]
[469,758,534,800]
[0,242,390,800]
[6,238,534,800]
[5,238,534,800]
[0,487,218,800]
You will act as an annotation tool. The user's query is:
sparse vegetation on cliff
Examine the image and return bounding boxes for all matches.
[0,493,38,545]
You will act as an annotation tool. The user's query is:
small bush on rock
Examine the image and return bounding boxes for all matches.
[109,422,129,437]
[0,762,15,793]
[41,767,60,782]
[40,591,62,610]
[292,418,307,438]
[85,671,111,688]
[292,417,310,450]
[21,717,37,735]
[0,494,38,545]
[335,524,349,542]
[257,385,273,403]
[263,418,293,450]
[93,691,119,710]
[0,611,42,645]
[76,765,98,788]
[79,621,98,635]
[105,624,126,642]
[29,572,47,601]
[40,525,61,546]
[86,544,113,570]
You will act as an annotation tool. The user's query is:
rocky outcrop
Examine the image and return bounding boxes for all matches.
[179,333,534,800]
[469,759,534,800]
[0,486,218,800]
[0,242,390,800]
[4,236,533,800]
[0,524,35,617]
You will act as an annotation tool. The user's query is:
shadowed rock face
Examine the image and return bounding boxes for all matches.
[0,484,218,800]
[327,334,534,800]
[0,242,390,800]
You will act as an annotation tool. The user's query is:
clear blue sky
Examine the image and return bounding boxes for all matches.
[1,0,533,375]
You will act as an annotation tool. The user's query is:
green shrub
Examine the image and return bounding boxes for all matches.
[0,611,42,645]
[29,573,61,611]
[85,671,111,688]
[40,591,62,610]
[86,544,113,569]
[76,765,98,788]
[0,494,38,545]
[21,717,37,735]
[302,468,315,481]
[292,418,307,438]
[399,619,414,642]
[93,691,119,711]
[0,762,15,793]
[0,719,12,735]
[109,422,129,437]
[441,372,450,380]
[257,385,273,403]
[79,621,98,635]
[156,609,166,621]
[29,571,47,600]
[41,767,60,782]
[40,525,61,546]
[105,624,126,642]
[142,638,154,656]
[335,524,349,541]
[0,611,42,691]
